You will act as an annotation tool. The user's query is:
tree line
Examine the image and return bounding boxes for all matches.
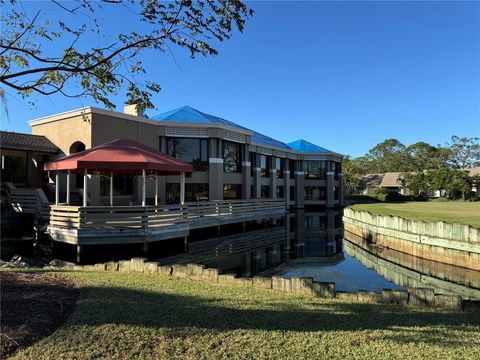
[344,136,480,200]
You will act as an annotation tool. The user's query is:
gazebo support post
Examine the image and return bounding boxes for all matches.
[83,169,88,207]
[155,173,158,206]
[66,170,70,205]
[55,173,59,205]
[142,169,146,206]
[110,171,113,207]
[180,171,185,205]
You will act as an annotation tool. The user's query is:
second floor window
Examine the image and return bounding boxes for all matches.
[223,141,242,173]
[275,157,284,178]
[166,138,208,171]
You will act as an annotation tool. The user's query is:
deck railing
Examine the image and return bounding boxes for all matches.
[49,199,286,231]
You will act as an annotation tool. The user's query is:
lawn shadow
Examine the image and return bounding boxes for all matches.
[65,282,480,347]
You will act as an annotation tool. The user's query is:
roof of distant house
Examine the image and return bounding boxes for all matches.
[359,173,385,187]
[152,106,333,153]
[380,172,404,187]
[1,131,59,153]
[469,166,480,177]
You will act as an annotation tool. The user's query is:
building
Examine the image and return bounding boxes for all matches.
[1,131,59,189]
[5,105,344,265]
[28,105,344,208]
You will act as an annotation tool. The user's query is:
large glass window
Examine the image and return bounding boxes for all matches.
[302,161,326,180]
[100,175,133,196]
[261,185,270,198]
[334,162,341,180]
[250,152,256,176]
[305,186,326,200]
[289,159,295,179]
[166,138,208,171]
[257,154,270,178]
[1,152,26,184]
[223,141,242,173]
[166,183,209,203]
[223,184,242,199]
[274,157,284,178]
[289,186,295,201]
[276,186,284,198]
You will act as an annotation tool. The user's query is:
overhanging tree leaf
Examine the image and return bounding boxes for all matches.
[0,0,253,112]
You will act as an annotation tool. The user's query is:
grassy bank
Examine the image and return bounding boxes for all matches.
[11,270,480,360]
[350,201,480,228]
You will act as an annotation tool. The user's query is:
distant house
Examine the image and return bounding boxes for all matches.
[356,173,384,195]
[357,172,407,195]
[469,166,480,196]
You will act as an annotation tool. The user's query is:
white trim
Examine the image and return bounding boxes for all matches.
[209,158,224,164]
[242,161,251,167]
[295,171,305,175]
[326,172,335,176]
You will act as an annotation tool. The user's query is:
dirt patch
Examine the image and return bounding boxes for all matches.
[0,271,79,358]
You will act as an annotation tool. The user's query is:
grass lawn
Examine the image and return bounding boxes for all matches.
[11,270,480,360]
[350,201,480,228]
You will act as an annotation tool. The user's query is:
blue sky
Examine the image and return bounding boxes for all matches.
[1,1,479,157]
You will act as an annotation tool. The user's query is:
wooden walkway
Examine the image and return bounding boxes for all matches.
[47,199,287,245]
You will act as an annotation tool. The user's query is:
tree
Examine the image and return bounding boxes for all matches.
[0,0,253,112]
[401,172,428,196]
[405,142,450,171]
[446,135,480,169]
[367,139,407,173]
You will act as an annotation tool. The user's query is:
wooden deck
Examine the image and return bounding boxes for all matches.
[47,199,287,245]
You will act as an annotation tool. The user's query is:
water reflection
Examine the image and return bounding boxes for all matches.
[165,209,479,299]
[344,230,480,300]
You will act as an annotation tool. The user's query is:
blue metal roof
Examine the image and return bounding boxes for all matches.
[152,106,332,153]
[152,106,292,150]
[287,139,332,153]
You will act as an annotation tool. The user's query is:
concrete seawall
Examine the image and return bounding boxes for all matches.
[343,208,480,271]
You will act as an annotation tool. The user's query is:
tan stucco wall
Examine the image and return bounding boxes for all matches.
[31,113,93,155]
[91,113,160,150]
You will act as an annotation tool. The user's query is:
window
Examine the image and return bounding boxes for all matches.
[304,216,327,231]
[166,183,180,204]
[261,185,270,198]
[334,186,339,200]
[289,159,295,179]
[1,152,26,184]
[276,186,284,198]
[224,184,242,199]
[302,161,326,180]
[289,186,295,201]
[187,184,209,201]
[166,138,208,171]
[166,183,209,203]
[223,141,242,173]
[274,157,284,178]
[257,154,270,178]
[334,162,341,180]
[250,152,256,176]
[305,186,326,200]
[100,175,133,196]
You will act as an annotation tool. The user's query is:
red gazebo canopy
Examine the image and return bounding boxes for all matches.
[44,138,193,175]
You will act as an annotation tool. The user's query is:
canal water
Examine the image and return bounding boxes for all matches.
[167,214,480,300]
